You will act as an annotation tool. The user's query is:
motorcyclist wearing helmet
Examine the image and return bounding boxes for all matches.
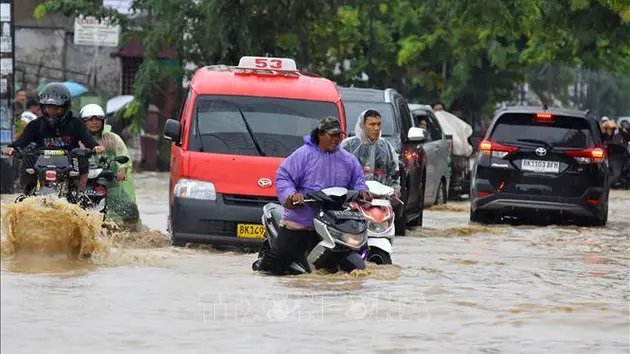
[80,104,139,228]
[1,82,105,193]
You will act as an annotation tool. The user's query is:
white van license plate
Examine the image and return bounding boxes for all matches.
[521,159,560,173]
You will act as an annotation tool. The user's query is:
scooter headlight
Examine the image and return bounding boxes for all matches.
[368,220,392,233]
[327,226,366,250]
[88,168,103,179]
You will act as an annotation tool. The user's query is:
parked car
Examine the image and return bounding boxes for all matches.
[407,104,451,205]
[339,87,428,235]
[470,106,609,226]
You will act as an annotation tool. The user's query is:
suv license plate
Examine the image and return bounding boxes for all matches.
[521,159,560,173]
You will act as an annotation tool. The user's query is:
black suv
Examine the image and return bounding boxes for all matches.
[339,87,428,235]
[470,106,609,226]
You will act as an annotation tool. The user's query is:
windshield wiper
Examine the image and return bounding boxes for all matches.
[195,105,205,152]
[236,108,266,157]
[516,138,553,148]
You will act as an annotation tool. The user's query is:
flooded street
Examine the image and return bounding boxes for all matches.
[1,173,629,353]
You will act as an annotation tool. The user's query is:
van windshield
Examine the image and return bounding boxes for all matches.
[189,95,340,157]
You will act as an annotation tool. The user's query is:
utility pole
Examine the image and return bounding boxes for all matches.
[0,0,16,193]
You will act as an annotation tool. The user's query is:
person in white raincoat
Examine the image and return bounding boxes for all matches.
[341,109,401,197]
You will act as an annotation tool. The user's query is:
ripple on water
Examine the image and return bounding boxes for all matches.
[409,224,512,238]
[1,182,629,353]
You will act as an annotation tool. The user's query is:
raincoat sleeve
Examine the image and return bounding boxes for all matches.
[101,131,138,222]
[384,140,401,190]
[340,137,360,161]
[276,149,304,203]
[340,137,352,151]
[107,132,133,172]
[348,154,368,191]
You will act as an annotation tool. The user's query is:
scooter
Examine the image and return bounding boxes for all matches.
[356,180,397,265]
[84,155,130,214]
[255,187,368,275]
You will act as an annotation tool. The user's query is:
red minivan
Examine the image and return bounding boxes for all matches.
[163,56,346,247]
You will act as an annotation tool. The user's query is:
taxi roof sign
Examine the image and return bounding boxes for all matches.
[238,56,298,71]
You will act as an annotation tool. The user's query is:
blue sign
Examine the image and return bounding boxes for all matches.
[0,129,11,143]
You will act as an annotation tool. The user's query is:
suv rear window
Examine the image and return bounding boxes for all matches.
[189,95,340,158]
[489,113,596,148]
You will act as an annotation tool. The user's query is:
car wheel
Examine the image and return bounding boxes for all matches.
[469,209,494,224]
[170,234,187,247]
[408,180,425,227]
[581,211,608,227]
[599,213,608,226]
[435,180,447,205]
[394,214,407,236]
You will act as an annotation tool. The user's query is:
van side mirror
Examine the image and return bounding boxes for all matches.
[163,119,182,144]
[407,127,428,142]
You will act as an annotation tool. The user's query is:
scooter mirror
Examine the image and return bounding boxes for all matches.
[114,156,130,164]
[100,170,115,181]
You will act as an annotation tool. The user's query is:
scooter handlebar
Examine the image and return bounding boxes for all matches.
[292,198,316,206]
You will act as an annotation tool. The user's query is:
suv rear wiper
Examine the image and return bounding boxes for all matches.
[236,107,266,157]
[516,138,553,148]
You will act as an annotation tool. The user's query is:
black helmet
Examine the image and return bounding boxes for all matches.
[39,82,71,107]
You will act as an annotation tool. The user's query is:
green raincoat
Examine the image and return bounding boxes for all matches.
[90,124,139,225]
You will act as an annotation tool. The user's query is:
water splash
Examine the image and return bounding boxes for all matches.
[0,196,171,273]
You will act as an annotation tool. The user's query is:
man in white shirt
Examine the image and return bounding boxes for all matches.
[20,98,41,124]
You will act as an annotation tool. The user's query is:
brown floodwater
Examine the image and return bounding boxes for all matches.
[1,172,628,353]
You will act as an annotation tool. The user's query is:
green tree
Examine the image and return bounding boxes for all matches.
[35,0,630,132]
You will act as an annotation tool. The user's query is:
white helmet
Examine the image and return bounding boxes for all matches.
[80,103,106,120]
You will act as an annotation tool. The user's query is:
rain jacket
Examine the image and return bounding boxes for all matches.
[340,110,401,190]
[89,124,139,223]
[276,135,368,228]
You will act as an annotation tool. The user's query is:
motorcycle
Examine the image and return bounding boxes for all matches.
[255,187,368,275]
[13,143,92,205]
[356,180,397,265]
[83,155,130,214]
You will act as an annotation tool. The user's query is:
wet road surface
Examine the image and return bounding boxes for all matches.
[1,172,628,353]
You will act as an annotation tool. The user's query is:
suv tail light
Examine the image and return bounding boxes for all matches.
[45,170,57,182]
[479,139,519,158]
[564,148,605,164]
[534,113,555,123]
[403,148,419,163]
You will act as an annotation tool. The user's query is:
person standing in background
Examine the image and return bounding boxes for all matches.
[12,89,26,113]
[432,101,445,112]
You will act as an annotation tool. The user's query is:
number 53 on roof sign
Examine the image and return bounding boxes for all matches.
[238,56,298,71]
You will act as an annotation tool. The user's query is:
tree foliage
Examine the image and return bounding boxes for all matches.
[34,0,630,128]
